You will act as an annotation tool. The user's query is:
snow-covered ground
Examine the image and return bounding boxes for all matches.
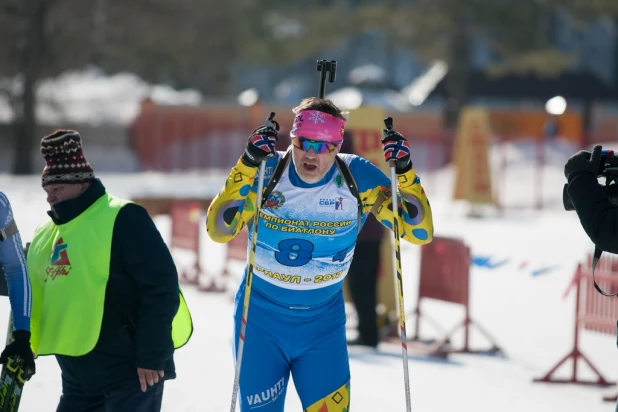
[2,141,618,411]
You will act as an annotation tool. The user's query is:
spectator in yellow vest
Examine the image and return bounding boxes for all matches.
[27,130,192,412]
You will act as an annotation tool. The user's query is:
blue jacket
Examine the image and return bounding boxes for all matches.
[0,192,32,332]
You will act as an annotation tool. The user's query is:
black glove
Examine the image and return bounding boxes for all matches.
[564,144,602,183]
[381,129,412,174]
[241,122,280,167]
[0,330,35,380]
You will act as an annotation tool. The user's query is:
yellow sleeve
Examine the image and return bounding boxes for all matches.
[369,168,434,245]
[205,158,260,243]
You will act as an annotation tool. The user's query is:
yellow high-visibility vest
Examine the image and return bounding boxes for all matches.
[27,193,192,356]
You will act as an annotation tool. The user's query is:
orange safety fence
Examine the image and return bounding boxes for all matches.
[534,253,618,402]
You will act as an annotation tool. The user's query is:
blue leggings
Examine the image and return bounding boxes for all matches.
[233,286,350,411]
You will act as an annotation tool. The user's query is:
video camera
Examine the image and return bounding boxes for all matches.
[563,149,618,211]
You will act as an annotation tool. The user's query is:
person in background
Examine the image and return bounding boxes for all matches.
[27,129,192,412]
[339,132,384,348]
[564,145,618,254]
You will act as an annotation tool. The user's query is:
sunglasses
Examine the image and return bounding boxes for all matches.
[292,137,342,154]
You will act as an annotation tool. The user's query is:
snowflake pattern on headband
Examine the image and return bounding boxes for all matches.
[315,129,332,140]
[309,111,325,124]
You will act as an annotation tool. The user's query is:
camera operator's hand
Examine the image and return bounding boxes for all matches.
[564,145,602,183]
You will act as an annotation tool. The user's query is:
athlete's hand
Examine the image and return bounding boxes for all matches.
[381,128,412,174]
[137,367,164,392]
[242,113,280,167]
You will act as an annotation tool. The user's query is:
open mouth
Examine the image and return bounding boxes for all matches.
[303,162,318,172]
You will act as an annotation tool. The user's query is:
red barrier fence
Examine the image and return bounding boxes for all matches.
[170,199,228,292]
[411,236,502,354]
[170,200,202,284]
[129,99,451,173]
[534,254,618,396]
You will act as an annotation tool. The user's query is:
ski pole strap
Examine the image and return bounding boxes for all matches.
[0,220,17,242]
[334,156,362,234]
[261,149,293,208]
[591,246,618,297]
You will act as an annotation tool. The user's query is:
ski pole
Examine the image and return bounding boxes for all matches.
[230,112,278,412]
[384,116,412,412]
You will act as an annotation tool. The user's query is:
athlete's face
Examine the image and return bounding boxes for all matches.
[44,183,89,210]
[291,141,338,184]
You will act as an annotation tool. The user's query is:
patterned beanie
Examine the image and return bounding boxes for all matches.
[40,129,95,186]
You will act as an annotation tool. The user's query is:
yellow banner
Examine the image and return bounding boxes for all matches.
[453,107,495,205]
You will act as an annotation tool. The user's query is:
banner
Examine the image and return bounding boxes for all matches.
[343,106,396,326]
[489,110,581,144]
[453,107,496,205]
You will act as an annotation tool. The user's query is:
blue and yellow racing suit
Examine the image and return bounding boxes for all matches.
[206,150,433,411]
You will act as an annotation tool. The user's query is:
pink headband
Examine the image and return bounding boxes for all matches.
[290,110,345,144]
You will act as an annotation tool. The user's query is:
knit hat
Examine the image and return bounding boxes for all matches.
[41,130,95,186]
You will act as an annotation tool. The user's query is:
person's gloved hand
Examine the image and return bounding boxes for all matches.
[242,120,280,167]
[0,330,35,380]
[564,144,602,183]
[382,129,412,174]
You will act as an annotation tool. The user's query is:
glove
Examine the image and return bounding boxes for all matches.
[564,144,602,183]
[382,129,412,174]
[0,330,35,380]
[241,123,279,167]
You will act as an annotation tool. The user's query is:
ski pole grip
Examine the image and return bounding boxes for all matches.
[265,112,275,126]
[383,117,396,168]
[264,112,279,131]
[383,117,394,132]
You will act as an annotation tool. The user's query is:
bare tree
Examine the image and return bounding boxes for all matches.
[96,0,242,94]
[0,0,244,174]
[0,0,92,174]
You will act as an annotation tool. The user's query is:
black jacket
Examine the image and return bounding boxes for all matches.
[48,179,180,396]
[567,172,618,254]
